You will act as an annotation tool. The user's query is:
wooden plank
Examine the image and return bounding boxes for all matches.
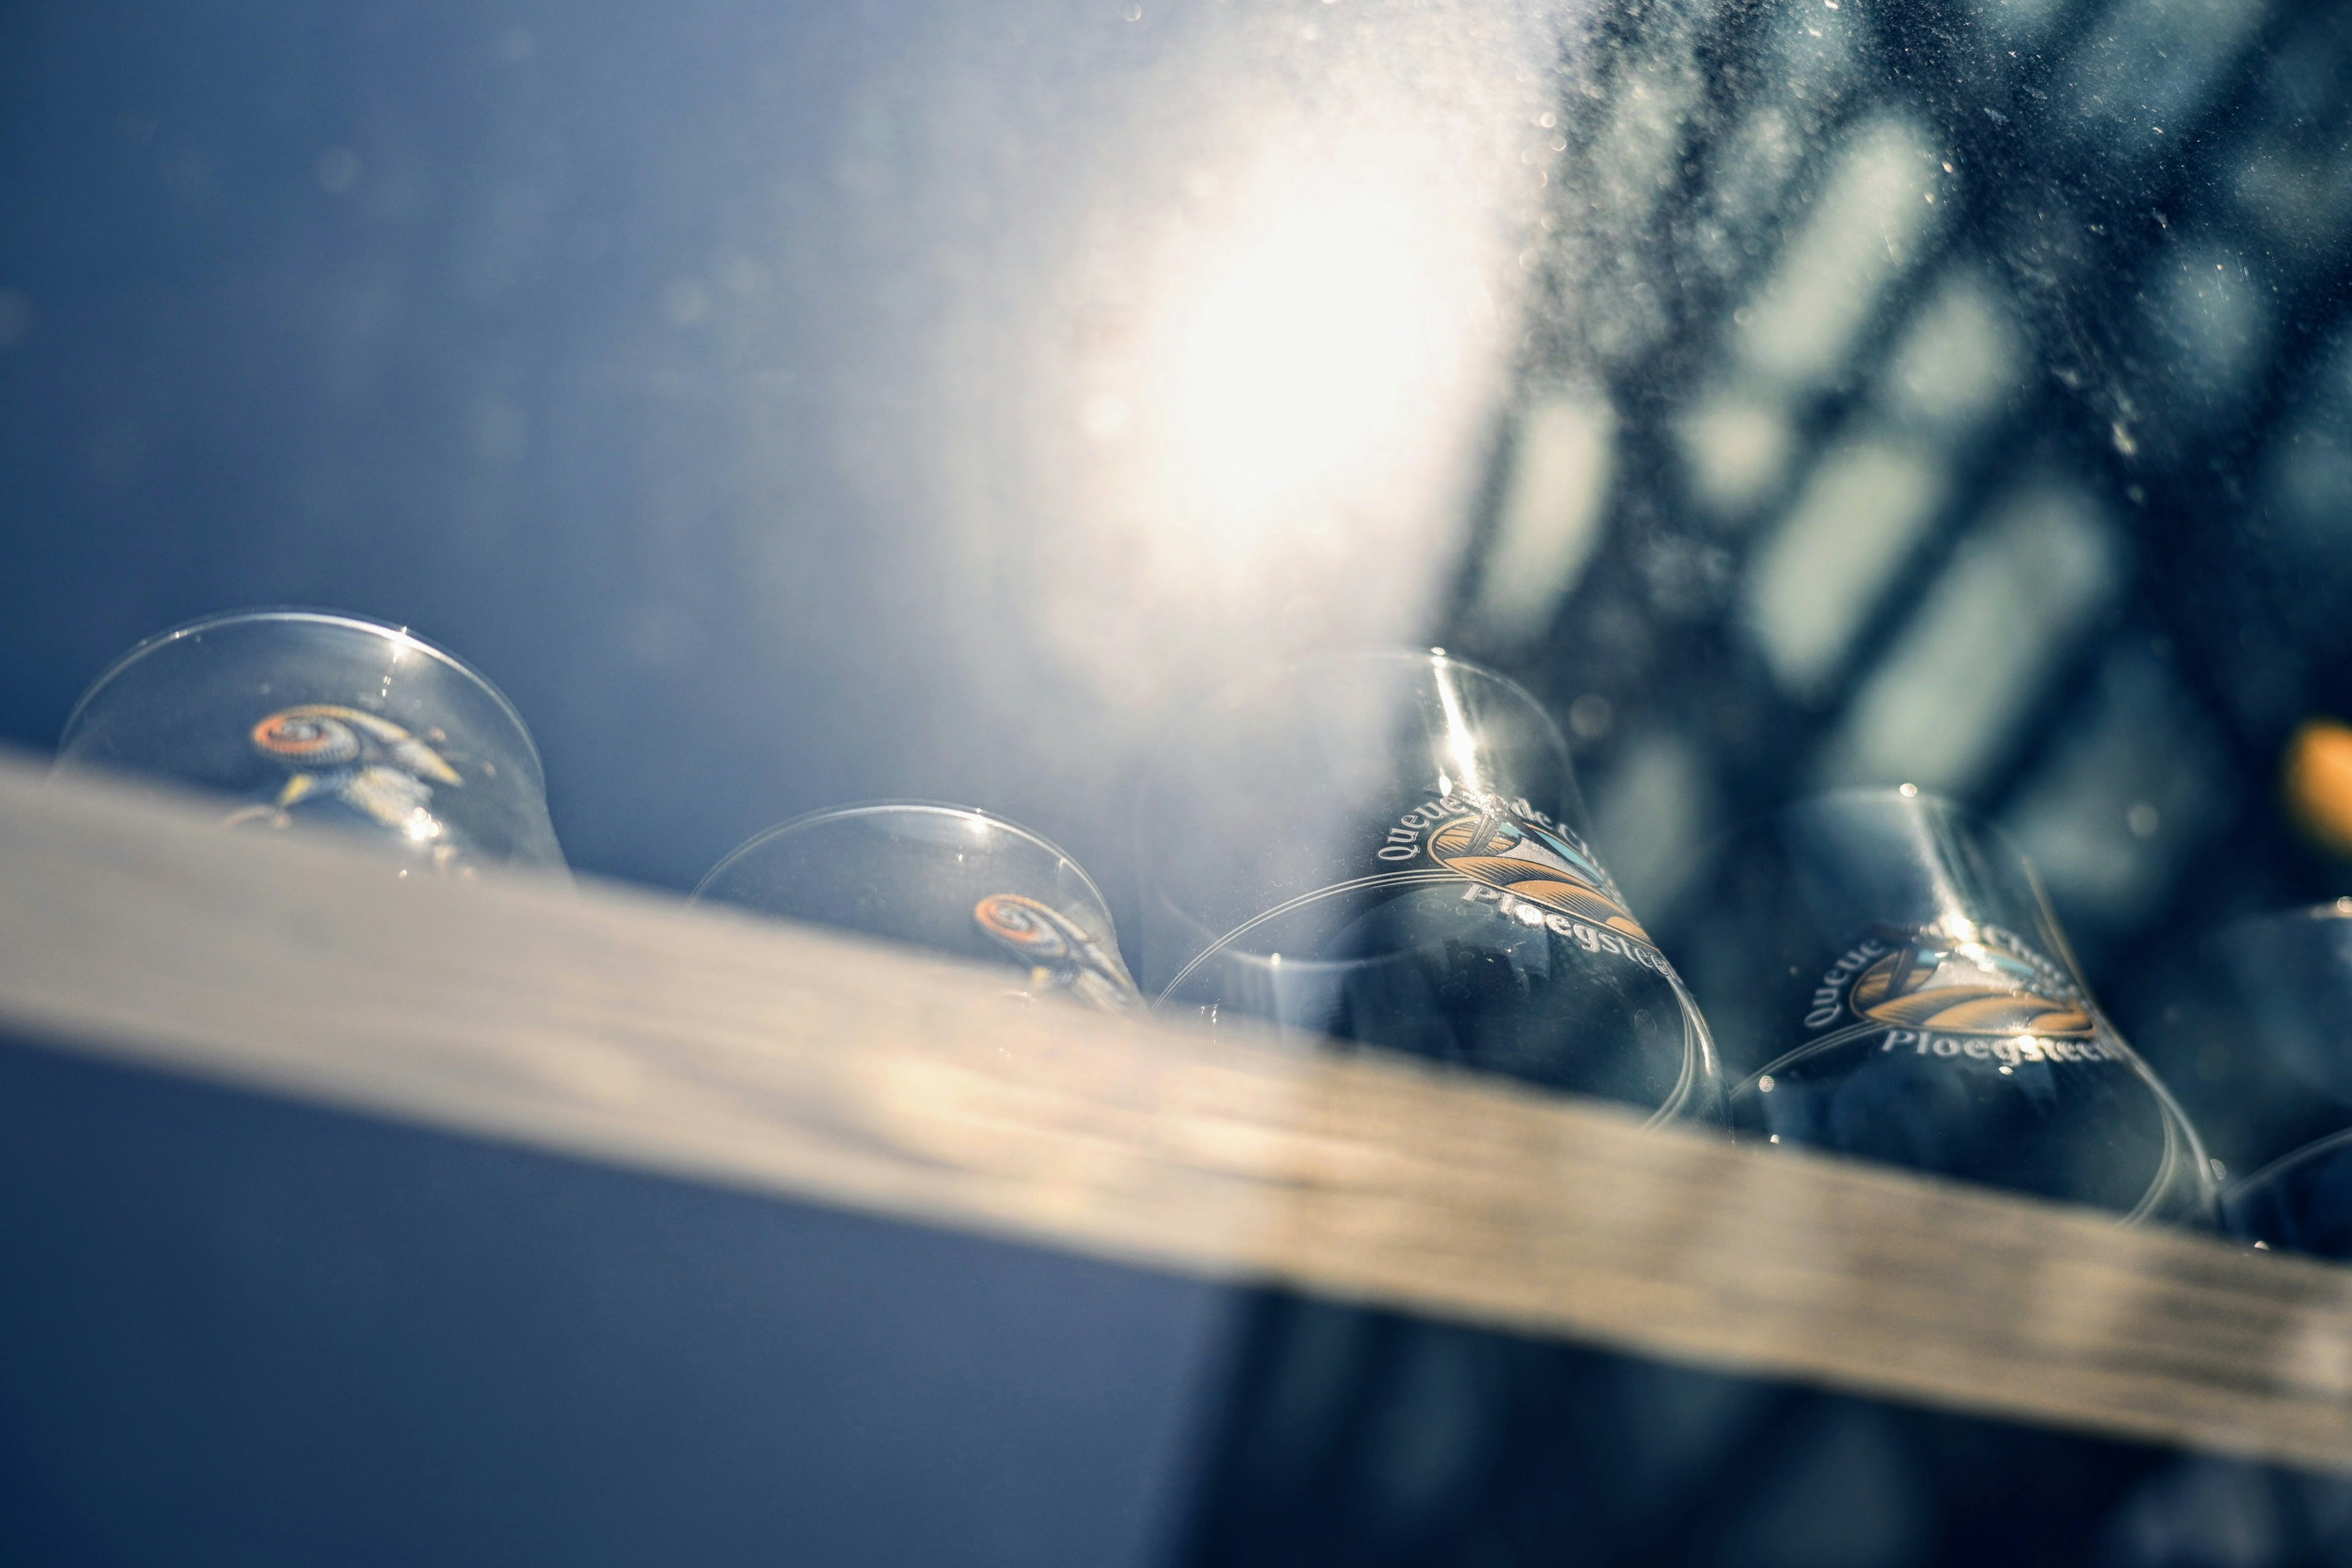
[2,751,2350,1473]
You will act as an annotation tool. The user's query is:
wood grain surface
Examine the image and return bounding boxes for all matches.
[3,752,2350,1473]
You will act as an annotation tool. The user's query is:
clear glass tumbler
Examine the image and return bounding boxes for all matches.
[694,801,1140,1012]
[1691,787,2212,1224]
[56,608,564,873]
[1136,649,1721,1122]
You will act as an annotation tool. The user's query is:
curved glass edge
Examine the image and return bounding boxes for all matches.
[1716,788,2218,1228]
[2021,824,2217,1229]
[1729,1039,2215,1228]
[1136,644,1601,949]
[1139,646,1711,1124]
[691,798,1115,922]
[58,606,548,790]
[1651,972,1728,1129]
[1145,644,1577,787]
[2223,1126,2352,1216]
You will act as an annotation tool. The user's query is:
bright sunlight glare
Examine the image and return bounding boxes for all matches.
[1159,194,1449,512]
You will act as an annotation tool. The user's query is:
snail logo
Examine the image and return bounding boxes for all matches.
[244,704,462,845]
[1427,809,1651,944]
[1845,929,2092,1039]
[973,892,1140,1014]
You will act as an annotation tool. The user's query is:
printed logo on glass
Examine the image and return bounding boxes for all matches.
[1425,809,1651,944]
[1803,924,2119,1066]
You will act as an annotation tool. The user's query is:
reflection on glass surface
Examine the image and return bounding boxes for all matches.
[944,0,1555,736]
[2062,0,2271,159]
[1695,789,2213,1223]
[1585,725,1716,920]
[55,609,564,873]
[1155,193,1452,514]
[1676,386,1797,518]
[1466,389,1616,649]
[2144,243,2274,418]
[1140,649,1721,1121]
[695,802,1138,1013]
[1878,269,2027,433]
[1812,485,2122,796]
[1744,435,1948,700]
[1733,116,1943,392]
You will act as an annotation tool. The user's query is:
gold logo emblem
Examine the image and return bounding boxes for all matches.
[973,893,1140,1013]
[1428,810,1650,943]
[1848,933,2092,1039]
[238,704,464,853]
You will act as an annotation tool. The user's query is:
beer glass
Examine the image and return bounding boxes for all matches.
[56,608,564,872]
[694,802,1140,1012]
[1687,787,2212,1223]
[1136,649,1721,1122]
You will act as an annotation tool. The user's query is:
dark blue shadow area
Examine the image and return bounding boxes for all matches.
[0,0,883,889]
[1172,1286,2209,1568]
[0,0,1243,903]
[0,1038,1226,1567]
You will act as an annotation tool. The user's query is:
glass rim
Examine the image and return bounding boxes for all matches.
[1777,782,1995,827]
[2227,1125,2352,1204]
[1764,786,2060,928]
[1754,780,2109,1007]
[1199,644,1554,703]
[1681,785,1976,890]
[1145,644,1571,770]
[61,606,546,785]
[692,798,1113,918]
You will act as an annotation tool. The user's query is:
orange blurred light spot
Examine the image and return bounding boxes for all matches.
[2283,717,2352,859]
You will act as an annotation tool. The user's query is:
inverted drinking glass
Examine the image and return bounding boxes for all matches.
[1689,787,2212,1224]
[56,608,564,872]
[1137,649,1722,1122]
[694,802,1141,1012]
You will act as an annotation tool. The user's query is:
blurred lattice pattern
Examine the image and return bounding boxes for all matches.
[1446,0,2352,1172]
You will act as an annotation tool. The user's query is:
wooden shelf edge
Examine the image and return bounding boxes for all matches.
[3,749,2349,1473]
